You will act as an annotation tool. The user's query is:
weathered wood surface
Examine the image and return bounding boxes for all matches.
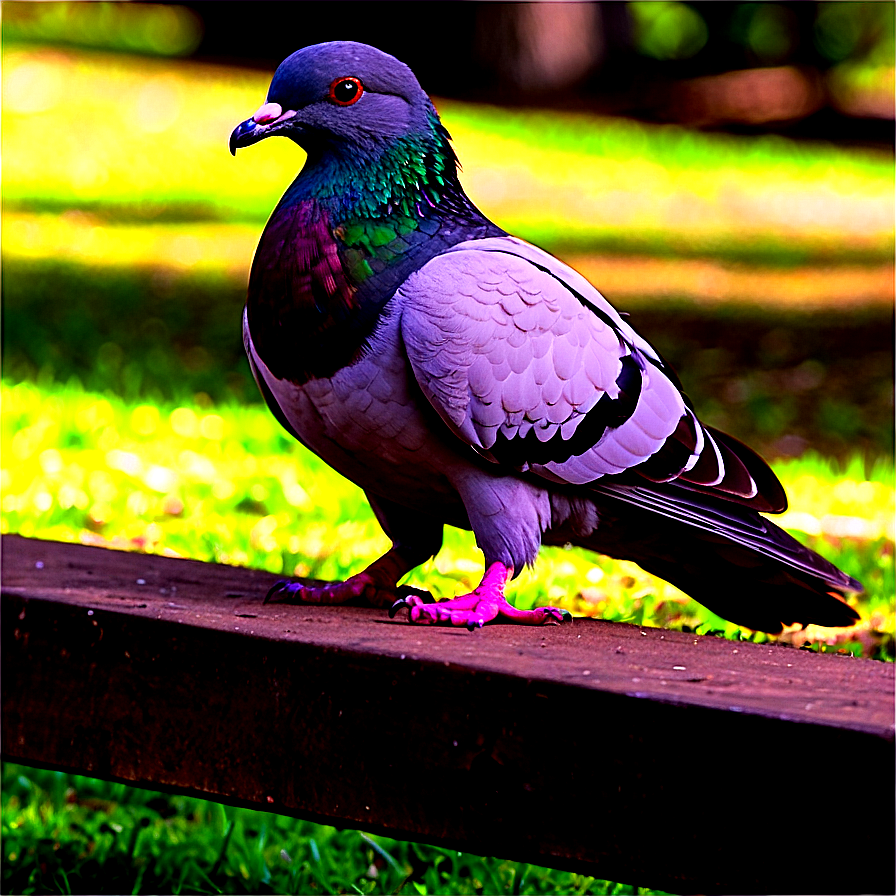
[2,534,893,894]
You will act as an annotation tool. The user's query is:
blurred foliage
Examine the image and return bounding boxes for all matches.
[457,105,892,265]
[3,258,254,403]
[631,303,894,462]
[3,2,893,118]
[631,2,709,61]
[2,1,203,57]
[626,1,894,73]
[812,2,893,66]
[2,47,275,221]
[737,4,800,66]
[3,380,892,660]
[2,763,658,896]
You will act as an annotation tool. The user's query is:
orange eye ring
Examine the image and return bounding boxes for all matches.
[329,77,364,106]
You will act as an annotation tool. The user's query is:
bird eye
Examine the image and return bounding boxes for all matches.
[329,77,363,106]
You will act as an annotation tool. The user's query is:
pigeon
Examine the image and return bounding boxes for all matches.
[229,41,862,634]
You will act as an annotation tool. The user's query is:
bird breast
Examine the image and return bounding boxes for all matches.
[249,308,473,513]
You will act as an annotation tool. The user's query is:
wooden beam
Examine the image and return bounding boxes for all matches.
[2,534,893,894]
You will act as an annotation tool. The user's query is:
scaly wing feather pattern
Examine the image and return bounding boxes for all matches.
[399,237,784,511]
[400,237,684,482]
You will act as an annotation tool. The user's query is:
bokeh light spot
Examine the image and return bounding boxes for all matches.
[200,414,225,441]
[170,407,198,439]
[131,405,160,437]
[3,57,64,114]
[631,1,708,61]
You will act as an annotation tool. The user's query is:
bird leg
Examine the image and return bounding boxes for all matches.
[389,562,570,630]
[265,546,433,609]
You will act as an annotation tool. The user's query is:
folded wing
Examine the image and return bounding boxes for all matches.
[399,236,785,513]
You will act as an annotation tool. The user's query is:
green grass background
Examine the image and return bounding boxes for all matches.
[3,764,666,896]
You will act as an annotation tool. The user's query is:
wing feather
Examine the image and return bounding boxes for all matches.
[398,236,787,513]
[399,239,682,483]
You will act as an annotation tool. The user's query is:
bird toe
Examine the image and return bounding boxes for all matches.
[388,597,410,618]
[263,580,296,604]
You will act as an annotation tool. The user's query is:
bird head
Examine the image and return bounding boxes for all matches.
[230,41,436,158]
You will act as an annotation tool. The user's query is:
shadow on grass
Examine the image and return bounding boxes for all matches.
[3,257,892,462]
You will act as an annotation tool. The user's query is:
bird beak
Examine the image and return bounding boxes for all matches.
[229,102,297,155]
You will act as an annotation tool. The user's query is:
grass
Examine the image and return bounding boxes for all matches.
[3,44,893,264]
[3,763,658,896]
[3,379,893,661]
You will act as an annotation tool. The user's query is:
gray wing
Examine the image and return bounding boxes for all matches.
[399,236,783,510]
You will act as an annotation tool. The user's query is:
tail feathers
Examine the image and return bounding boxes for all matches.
[585,480,862,634]
[628,539,861,634]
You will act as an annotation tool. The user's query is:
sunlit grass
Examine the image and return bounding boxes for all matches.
[452,105,893,263]
[3,380,892,659]
[5,211,892,313]
[4,211,258,277]
[3,45,893,263]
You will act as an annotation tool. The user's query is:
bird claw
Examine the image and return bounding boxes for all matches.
[396,585,435,603]
[389,569,572,629]
[264,580,296,605]
[264,575,434,609]
[388,598,409,618]
[263,576,369,606]
[388,589,431,618]
[544,608,573,625]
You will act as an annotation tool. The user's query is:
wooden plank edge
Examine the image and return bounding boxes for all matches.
[2,551,894,894]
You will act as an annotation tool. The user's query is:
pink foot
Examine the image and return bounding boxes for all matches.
[264,549,433,609]
[265,573,431,608]
[389,562,571,630]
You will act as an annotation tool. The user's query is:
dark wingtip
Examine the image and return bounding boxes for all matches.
[708,427,788,513]
[666,425,788,514]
